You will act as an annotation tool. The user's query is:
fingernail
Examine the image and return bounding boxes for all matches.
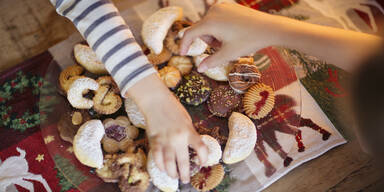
[182,179,190,184]
[198,65,207,73]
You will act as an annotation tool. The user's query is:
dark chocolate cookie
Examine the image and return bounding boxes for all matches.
[208,85,242,117]
[176,72,211,106]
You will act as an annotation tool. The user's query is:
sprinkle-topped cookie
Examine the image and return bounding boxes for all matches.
[208,85,242,117]
[176,72,211,106]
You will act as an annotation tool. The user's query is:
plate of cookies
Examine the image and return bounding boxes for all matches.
[40,6,301,192]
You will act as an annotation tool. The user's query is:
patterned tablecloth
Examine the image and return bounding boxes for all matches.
[1,0,383,192]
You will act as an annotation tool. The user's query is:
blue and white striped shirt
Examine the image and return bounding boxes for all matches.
[51,0,157,97]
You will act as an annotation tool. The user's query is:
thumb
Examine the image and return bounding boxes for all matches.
[197,46,233,72]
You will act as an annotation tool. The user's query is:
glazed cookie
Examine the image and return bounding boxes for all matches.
[73,120,105,168]
[223,112,256,164]
[175,72,211,106]
[168,56,193,75]
[74,44,108,74]
[165,20,193,54]
[208,85,242,117]
[228,61,261,94]
[59,65,84,92]
[102,116,139,153]
[58,110,91,143]
[142,6,183,54]
[67,77,99,109]
[159,66,182,89]
[243,83,275,119]
[124,98,146,129]
[194,54,230,81]
[191,164,225,192]
[147,150,179,192]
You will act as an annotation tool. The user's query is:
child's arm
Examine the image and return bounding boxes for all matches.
[50,0,207,182]
[181,3,382,72]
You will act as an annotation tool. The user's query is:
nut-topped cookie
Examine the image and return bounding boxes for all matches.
[175,72,211,106]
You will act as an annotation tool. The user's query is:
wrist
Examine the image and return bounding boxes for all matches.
[125,73,172,113]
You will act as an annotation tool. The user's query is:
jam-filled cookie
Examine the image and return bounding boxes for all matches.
[191,164,225,192]
[102,116,139,153]
[175,72,211,106]
[243,83,275,119]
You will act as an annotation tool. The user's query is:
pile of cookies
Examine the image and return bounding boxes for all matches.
[140,6,277,192]
[56,6,277,192]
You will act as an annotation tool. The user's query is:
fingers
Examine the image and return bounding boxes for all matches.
[163,147,178,179]
[197,46,233,72]
[152,145,165,171]
[180,23,209,55]
[176,143,190,184]
[189,133,208,166]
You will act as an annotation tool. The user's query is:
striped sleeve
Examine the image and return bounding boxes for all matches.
[50,0,157,97]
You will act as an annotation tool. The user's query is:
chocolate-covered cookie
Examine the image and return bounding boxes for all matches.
[176,72,211,106]
[208,85,242,117]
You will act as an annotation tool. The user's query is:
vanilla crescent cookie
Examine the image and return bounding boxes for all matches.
[194,54,230,81]
[200,135,222,166]
[223,112,256,164]
[178,27,208,56]
[74,44,108,74]
[142,6,183,54]
[147,150,179,192]
[124,98,146,129]
[67,77,99,109]
[73,119,105,168]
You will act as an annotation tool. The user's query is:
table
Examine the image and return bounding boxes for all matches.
[0,0,383,191]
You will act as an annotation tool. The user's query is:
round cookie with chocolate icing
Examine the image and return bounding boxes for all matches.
[228,62,261,94]
[208,85,242,117]
[175,72,211,106]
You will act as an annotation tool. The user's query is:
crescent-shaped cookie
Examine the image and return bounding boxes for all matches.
[223,112,256,164]
[142,6,183,54]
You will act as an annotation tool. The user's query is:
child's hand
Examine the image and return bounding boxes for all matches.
[180,3,286,72]
[125,74,208,183]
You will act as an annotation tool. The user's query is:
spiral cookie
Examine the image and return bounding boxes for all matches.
[175,72,211,106]
[59,65,84,92]
[228,62,261,94]
[168,56,193,75]
[93,76,122,115]
[243,83,275,119]
[67,77,99,109]
[191,164,225,192]
[208,85,242,117]
[159,66,182,89]
[74,44,108,74]
[96,76,119,94]
[102,116,139,153]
